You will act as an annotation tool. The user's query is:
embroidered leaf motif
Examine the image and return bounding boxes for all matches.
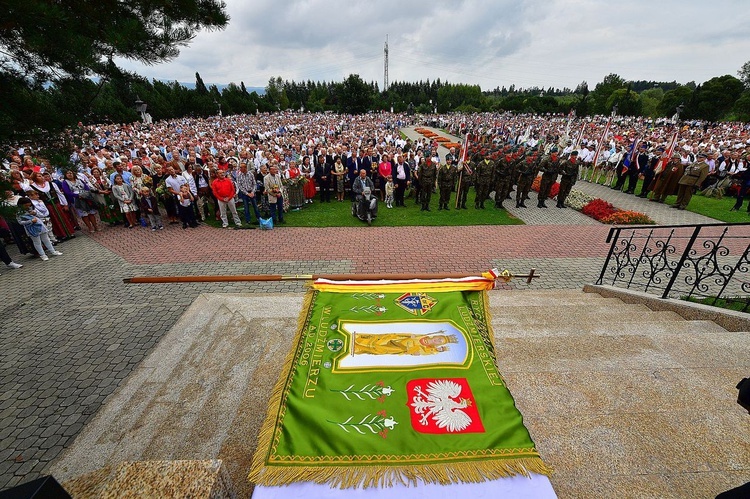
[327,412,398,438]
[331,382,394,403]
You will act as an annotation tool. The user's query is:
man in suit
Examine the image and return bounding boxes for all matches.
[347,151,362,201]
[391,153,411,207]
[314,152,332,203]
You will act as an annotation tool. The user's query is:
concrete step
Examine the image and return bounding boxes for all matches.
[494,318,728,339]
[489,289,619,307]
[491,307,687,328]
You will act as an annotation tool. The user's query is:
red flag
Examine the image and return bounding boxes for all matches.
[459,134,472,175]
[591,117,612,169]
[654,131,679,175]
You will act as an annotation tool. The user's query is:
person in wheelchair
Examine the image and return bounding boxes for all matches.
[352,168,378,224]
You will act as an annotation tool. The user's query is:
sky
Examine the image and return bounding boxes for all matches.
[118,0,750,92]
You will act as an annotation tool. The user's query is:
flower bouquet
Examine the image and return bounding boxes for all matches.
[155,179,170,199]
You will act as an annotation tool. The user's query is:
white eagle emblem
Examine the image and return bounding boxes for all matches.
[410,379,472,432]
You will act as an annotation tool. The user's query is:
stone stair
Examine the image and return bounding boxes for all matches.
[49,290,749,498]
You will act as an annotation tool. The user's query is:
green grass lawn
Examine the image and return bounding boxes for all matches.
[202,191,523,228]
[601,178,750,224]
[674,193,750,223]
[684,295,750,313]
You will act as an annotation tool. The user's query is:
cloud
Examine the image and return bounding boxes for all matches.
[116,0,750,91]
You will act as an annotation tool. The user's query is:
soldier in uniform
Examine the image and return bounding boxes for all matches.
[673,152,710,210]
[505,147,524,201]
[492,152,512,209]
[515,152,538,208]
[419,156,438,211]
[557,150,579,208]
[445,147,457,165]
[455,155,474,209]
[537,148,560,208]
[650,154,683,203]
[474,153,494,209]
[437,157,456,210]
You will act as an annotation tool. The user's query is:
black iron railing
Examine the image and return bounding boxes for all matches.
[596,222,750,312]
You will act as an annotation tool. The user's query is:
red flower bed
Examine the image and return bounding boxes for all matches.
[578,198,655,225]
[600,211,655,225]
[581,198,618,221]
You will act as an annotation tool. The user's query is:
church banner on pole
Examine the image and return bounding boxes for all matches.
[249,276,551,489]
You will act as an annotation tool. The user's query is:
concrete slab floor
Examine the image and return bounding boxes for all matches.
[49,291,749,498]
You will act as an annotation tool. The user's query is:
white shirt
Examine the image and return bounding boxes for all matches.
[181,171,197,195]
[165,174,187,195]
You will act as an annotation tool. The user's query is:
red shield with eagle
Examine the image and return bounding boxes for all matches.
[407,378,485,434]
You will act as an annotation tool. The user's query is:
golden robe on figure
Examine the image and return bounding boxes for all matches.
[352,333,457,356]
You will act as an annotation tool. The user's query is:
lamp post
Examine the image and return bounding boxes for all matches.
[673,104,684,122]
[134,96,151,124]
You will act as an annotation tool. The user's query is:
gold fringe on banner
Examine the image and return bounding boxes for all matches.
[250,457,553,489]
[248,288,554,489]
[248,289,317,483]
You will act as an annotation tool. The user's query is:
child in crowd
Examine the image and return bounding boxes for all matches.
[16,197,63,261]
[138,187,164,231]
[26,189,57,243]
[177,184,198,229]
[384,175,395,209]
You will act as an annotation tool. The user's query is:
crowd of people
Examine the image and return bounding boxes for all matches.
[2,111,750,272]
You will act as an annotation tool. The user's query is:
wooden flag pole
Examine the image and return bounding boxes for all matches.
[123,269,540,285]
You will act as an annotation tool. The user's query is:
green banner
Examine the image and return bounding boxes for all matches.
[249,287,550,488]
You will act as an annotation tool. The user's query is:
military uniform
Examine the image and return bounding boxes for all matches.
[456,161,474,209]
[537,153,560,208]
[474,158,494,208]
[437,161,456,210]
[674,156,710,210]
[515,155,537,208]
[492,155,512,209]
[556,153,579,208]
[505,152,524,201]
[419,159,438,211]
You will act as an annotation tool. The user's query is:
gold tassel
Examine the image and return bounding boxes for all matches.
[250,458,553,489]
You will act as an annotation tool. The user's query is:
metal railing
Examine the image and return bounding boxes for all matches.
[596,222,750,312]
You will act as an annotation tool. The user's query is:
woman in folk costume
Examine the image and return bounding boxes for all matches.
[27,171,76,241]
[301,155,317,204]
[285,160,305,210]
[89,167,119,225]
[61,170,99,233]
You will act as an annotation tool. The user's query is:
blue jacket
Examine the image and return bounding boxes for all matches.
[17,212,45,238]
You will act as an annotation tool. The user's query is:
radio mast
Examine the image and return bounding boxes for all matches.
[384,35,389,92]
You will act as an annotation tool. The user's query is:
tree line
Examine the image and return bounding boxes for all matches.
[4,0,750,149]
[5,67,750,146]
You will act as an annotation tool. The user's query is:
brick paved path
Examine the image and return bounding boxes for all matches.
[0,126,729,490]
